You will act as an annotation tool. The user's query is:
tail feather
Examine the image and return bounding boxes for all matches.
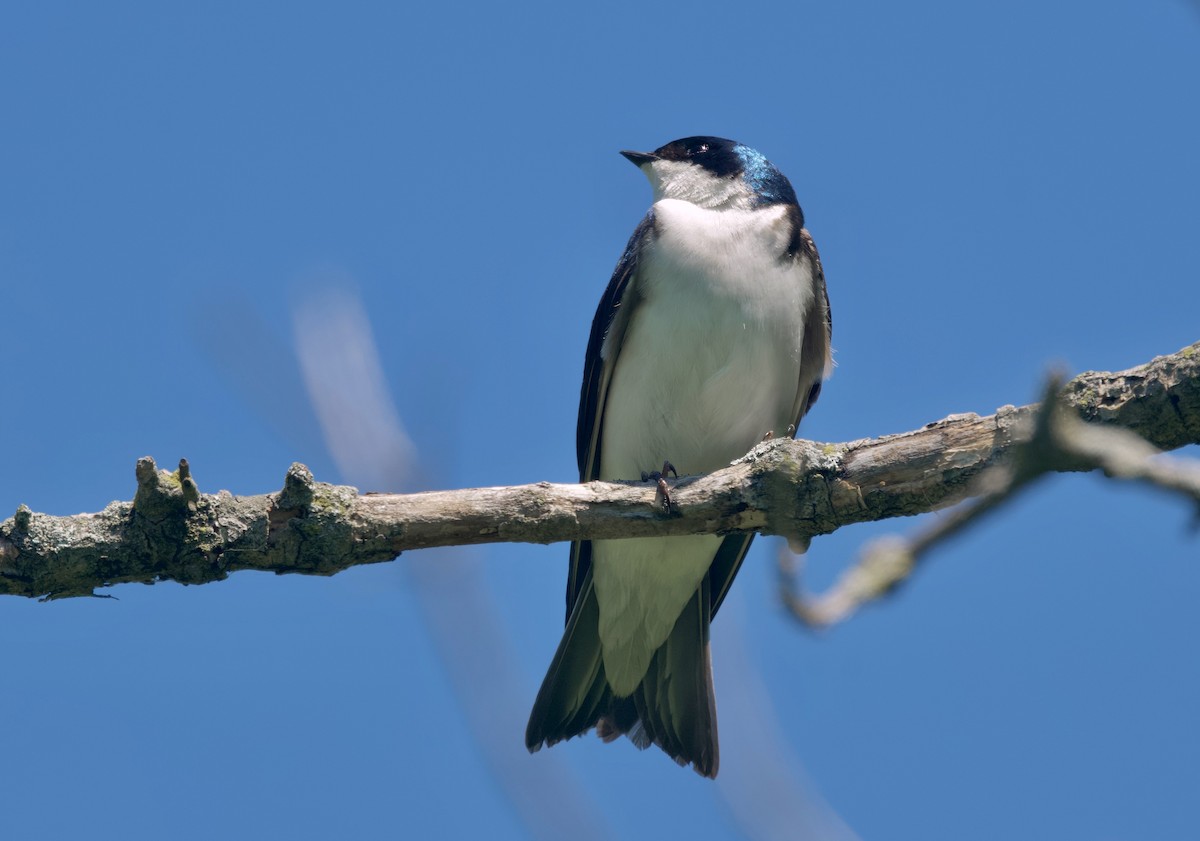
[526,569,719,778]
[525,574,607,750]
[635,577,717,777]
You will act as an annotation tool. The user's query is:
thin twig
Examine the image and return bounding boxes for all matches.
[781,370,1200,627]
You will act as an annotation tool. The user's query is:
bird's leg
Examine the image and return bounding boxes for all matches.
[640,460,678,513]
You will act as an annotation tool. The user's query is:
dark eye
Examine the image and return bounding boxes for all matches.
[690,143,710,156]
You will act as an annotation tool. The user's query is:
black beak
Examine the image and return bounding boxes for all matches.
[620,150,658,167]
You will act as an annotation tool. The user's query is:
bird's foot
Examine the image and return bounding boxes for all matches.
[762,424,796,442]
[640,460,678,513]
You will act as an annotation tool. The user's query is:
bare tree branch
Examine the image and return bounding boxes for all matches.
[780,368,1200,626]
[2,342,1198,601]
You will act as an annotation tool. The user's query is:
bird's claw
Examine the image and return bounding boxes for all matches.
[640,460,678,513]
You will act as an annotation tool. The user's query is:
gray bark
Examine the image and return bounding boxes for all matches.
[2,342,1197,600]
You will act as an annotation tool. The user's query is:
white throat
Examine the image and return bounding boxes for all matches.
[642,160,756,210]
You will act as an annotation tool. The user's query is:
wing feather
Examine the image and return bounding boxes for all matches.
[565,211,655,619]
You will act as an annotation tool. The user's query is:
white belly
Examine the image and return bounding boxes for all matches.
[592,199,814,695]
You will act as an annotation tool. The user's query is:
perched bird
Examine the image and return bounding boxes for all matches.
[526,136,832,778]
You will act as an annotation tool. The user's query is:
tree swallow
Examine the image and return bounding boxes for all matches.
[526,136,832,778]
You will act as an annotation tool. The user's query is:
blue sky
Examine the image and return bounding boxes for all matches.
[3,2,1199,839]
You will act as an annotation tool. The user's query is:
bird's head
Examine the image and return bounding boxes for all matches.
[621,136,798,210]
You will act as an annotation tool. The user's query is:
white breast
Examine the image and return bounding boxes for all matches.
[592,198,816,695]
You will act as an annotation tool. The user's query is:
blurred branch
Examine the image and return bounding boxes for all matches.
[2,342,1198,601]
[779,368,1200,626]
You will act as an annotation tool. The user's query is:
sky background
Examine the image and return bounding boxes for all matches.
[3,2,1199,839]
